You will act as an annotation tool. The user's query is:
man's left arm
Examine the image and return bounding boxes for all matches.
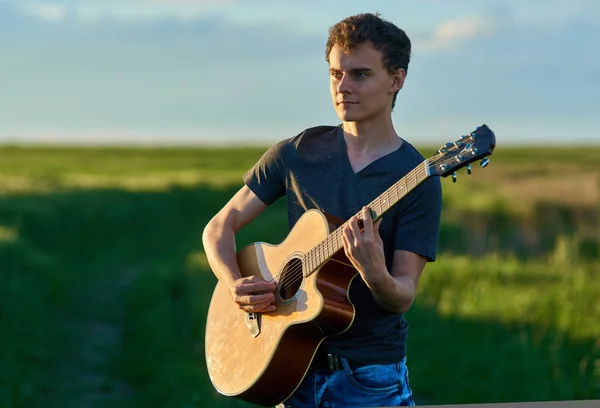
[374,174,443,313]
[342,208,433,314]
[366,249,428,314]
[342,176,442,314]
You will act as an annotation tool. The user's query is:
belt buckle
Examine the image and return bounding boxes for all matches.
[327,353,340,371]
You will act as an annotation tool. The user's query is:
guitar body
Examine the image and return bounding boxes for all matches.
[205,209,359,407]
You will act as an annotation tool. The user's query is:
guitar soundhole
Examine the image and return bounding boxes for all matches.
[277,257,303,301]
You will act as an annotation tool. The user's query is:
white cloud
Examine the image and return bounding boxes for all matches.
[151,0,237,3]
[150,0,287,3]
[415,14,499,53]
[20,1,67,22]
[69,1,233,25]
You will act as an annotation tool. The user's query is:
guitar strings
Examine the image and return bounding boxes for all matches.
[273,156,452,291]
[272,158,446,293]
[273,152,459,292]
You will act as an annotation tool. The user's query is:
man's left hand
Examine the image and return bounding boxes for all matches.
[341,206,387,285]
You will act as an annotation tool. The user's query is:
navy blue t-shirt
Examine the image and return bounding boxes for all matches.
[242,124,443,364]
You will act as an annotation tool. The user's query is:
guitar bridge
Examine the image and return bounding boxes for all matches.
[245,312,261,338]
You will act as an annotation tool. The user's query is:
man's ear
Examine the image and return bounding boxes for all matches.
[391,68,406,92]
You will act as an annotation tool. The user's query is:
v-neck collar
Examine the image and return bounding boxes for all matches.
[336,125,405,177]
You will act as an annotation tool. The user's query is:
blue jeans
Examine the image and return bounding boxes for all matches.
[280,356,415,407]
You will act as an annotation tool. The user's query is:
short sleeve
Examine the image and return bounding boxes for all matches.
[242,139,288,206]
[394,176,443,262]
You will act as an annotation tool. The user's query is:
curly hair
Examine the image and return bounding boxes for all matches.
[325,12,412,109]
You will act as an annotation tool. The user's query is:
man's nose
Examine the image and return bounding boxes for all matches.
[337,74,352,93]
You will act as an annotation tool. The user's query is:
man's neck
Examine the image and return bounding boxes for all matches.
[341,117,402,157]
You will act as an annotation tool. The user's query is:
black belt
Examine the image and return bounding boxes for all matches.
[310,353,368,372]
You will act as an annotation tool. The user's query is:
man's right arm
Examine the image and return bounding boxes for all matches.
[202,184,277,312]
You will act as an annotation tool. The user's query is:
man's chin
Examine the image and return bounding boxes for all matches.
[335,110,361,122]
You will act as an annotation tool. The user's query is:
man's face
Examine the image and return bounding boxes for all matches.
[328,41,404,122]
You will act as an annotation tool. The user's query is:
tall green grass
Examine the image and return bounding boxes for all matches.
[0,145,598,407]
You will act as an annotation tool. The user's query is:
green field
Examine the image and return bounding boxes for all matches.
[1,143,599,407]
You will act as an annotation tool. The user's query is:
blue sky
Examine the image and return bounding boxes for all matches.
[1,0,599,146]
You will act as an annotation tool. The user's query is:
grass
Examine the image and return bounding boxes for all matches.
[0,144,599,407]
[408,254,600,403]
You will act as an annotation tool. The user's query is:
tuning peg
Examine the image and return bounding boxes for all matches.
[452,172,457,183]
[467,164,472,174]
[480,157,490,167]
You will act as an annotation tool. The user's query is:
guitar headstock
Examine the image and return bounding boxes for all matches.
[428,124,496,181]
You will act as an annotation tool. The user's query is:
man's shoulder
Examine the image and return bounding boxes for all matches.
[396,138,443,194]
[256,124,340,164]
[399,138,427,163]
[290,124,341,145]
[302,124,341,135]
[271,124,341,155]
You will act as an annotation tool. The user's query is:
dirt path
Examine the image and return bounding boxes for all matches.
[44,268,138,408]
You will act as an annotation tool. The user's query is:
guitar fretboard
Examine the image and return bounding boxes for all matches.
[303,160,431,277]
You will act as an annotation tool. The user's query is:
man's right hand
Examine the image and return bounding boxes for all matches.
[230,275,278,313]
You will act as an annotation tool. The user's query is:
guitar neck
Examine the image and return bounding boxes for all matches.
[303,160,432,277]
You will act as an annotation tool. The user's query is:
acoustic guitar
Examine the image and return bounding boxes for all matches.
[205,124,496,407]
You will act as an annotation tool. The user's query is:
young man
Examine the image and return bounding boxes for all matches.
[202,12,442,407]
